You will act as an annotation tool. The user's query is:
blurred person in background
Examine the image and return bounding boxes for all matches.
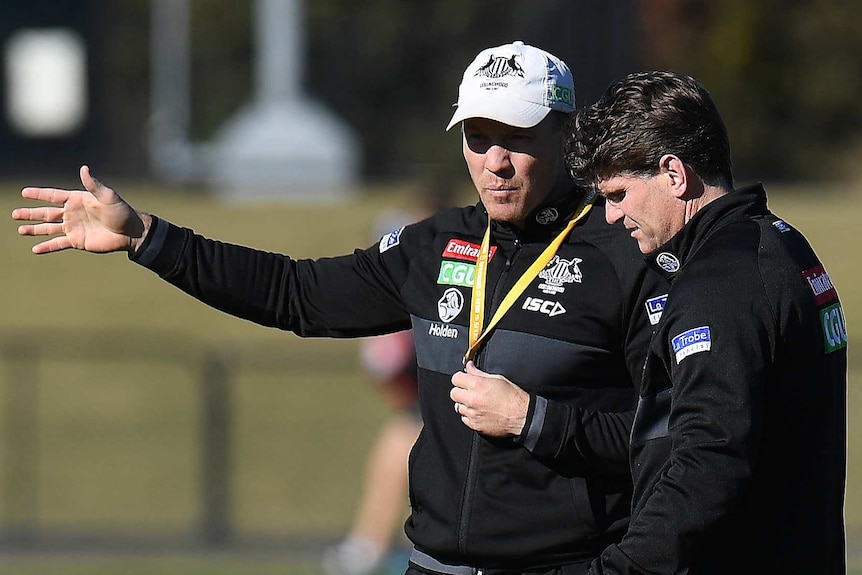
[12,42,668,574]
[322,329,421,575]
[323,209,425,575]
[565,70,847,575]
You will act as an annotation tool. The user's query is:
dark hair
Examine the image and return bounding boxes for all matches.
[564,70,733,189]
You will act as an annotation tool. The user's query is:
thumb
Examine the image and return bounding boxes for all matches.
[465,361,489,377]
[80,165,113,203]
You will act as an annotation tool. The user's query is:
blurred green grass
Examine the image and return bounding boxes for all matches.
[0,554,329,575]
[1,179,439,541]
[0,178,860,572]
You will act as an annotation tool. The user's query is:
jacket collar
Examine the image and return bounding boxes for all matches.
[481,186,591,243]
[646,183,769,281]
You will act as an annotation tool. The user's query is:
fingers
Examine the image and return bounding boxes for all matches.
[453,401,474,426]
[17,222,65,237]
[450,385,472,421]
[12,206,65,224]
[450,384,465,402]
[20,187,73,205]
[31,236,73,255]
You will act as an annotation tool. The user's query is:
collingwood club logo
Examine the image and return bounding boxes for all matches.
[656,252,681,273]
[535,207,559,225]
[538,255,582,295]
[475,53,525,80]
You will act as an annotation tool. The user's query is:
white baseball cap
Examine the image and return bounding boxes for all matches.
[445,41,575,131]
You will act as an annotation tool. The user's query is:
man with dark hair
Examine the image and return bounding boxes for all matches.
[565,70,847,574]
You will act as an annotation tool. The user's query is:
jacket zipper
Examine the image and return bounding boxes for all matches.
[456,234,522,554]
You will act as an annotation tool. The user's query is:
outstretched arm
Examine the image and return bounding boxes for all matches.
[12,165,150,255]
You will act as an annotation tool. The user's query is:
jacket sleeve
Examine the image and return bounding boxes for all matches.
[130,216,412,338]
[517,396,634,473]
[515,246,667,472]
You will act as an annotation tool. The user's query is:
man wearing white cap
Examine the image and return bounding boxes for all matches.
[13,42,667,574]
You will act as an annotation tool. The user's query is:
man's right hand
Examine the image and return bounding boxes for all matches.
[12,165,149,255]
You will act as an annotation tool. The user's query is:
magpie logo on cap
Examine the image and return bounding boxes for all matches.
[446,41,575,131]
[475,54,525,80]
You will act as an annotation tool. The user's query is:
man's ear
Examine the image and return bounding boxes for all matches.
[659,154,689,199]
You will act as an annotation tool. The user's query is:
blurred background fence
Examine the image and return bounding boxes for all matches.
[0,329,388,554]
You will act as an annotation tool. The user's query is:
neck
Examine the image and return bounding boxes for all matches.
[684,183,730,224]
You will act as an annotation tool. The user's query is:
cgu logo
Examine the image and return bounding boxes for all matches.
[522,297,566,317]
[821,302,847,354]
[549,84,574,106]
[438,261,475,287]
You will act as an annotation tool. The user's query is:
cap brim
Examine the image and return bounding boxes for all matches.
[445,99,552,131]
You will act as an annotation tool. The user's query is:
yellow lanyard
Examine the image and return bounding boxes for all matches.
[464,195,595,364]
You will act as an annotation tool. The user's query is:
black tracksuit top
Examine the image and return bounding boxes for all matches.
[132,191,669,569]
[590,184,847,575]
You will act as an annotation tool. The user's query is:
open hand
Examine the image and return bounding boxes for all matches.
[12,165,147,255]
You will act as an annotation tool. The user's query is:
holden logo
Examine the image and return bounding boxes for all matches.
[535,207,559,225]
[437,288,464,323]
[656,252,681,273]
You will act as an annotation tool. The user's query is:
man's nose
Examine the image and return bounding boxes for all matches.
[605,202,624,224]
[485,145,514,174]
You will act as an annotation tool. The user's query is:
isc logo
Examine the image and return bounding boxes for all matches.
[522,297,566,317]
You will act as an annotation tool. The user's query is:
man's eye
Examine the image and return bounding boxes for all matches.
[606,192,625,204]
[465,133,490,153]
[508,133,532,143]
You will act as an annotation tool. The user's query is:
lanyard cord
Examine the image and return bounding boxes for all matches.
[464,194,596,364]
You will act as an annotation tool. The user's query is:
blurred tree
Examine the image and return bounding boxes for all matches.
[638,0,862,182]
[305,0,637,182]
[99,1,150,177]
[188,0,252,142]
[57,0,638,184]
[46,0,861,185]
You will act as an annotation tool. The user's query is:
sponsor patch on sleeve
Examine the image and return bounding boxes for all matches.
[802,264,838,306]
[820,302,848,354]
[672,326,712,364]
[378,226,405,253]
[645,294,668,326]
[772,220,792,233]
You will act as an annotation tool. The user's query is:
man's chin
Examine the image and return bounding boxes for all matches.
[486,205,524,225]
[639,241,656,255]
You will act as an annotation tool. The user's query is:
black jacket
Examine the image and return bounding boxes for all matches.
[132,191,668,569]
[590,184,847,574]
